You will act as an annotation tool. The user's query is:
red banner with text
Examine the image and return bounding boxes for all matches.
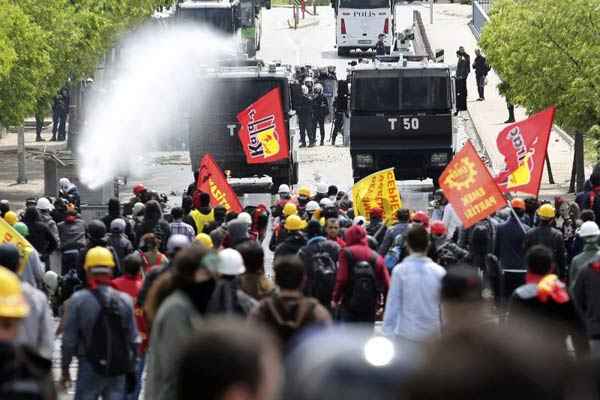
[237,87,289,164]
[494,106,555,196]
[197,154,243,213]
[439,141,507,229]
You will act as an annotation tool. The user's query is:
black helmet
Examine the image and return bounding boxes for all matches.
[87,220,107,239]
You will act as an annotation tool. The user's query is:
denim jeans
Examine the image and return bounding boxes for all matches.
[126,355,146,400]
[74,359,126,400]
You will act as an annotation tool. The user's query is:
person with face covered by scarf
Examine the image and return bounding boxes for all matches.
[144,246,241,400]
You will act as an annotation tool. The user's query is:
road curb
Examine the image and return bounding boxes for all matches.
[0,143,68,153]
[287,18,320,29]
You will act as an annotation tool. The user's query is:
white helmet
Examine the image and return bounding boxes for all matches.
[44,270,59,294]
[237,212,253,226]
[353,216,366,226]
[316,183,328,194]
[36,197,52,211]
[306,201,320,212]
[59,177,71,191]
[167,234,191,255]
[278,184,291,194]
[578,221,600,238]
[320,198,333,207]
[314,83,323,93]
[218,248,246,275]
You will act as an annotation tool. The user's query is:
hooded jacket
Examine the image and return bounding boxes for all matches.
[22,208,58,256]
[570,239,600,290]
[58,216,87,250]
[332,225,390,304]
[274,232,307,260]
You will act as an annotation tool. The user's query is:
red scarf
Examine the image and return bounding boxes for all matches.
[87,275,115,290]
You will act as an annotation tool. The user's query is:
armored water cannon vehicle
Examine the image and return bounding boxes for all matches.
[187,59,298,193]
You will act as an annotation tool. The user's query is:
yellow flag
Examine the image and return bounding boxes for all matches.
[352,168,403,225]
[0,217,34,273]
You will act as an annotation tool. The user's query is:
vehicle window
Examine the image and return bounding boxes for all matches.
[339,0,390,9]
[352,78,399,112]
[400,77,449,111]
[205,80,284,114]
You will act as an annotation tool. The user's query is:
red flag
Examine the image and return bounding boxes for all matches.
[237,87,289,164]
[439,141,507,229]
[197,154,243,213]
[494,107,555,196]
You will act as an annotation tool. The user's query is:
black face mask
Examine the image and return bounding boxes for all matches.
[182,279,216,314]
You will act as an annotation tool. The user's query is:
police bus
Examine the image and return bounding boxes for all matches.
[334,0,393,56]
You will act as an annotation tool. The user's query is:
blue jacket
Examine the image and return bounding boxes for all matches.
[61,285,138,371]
[382,254,446,341]
[495,213,529,270]
[378,222,409,256]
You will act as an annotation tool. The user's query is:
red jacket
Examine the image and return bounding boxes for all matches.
[112,274,149,353]
[328,235,346,248]
[332,226,390,303]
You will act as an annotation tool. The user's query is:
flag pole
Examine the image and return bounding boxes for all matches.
[509,205,528,234]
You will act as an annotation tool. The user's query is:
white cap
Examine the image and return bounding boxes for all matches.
[317,183,328,194]
[237,212,253,225]
[36,197,53,211]
[578,221,600,238]
[218,248,246,275]
[167,234,191,254]
[110,218,126,233]
[306,201,320,212]
[278,184,291,194]
[44,270,59,293]
[320,198,334,207]
[353,216,366,226]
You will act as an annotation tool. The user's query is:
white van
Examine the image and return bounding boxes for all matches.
[335,0,392,57]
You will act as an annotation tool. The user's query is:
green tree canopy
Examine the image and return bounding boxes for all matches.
[480,0,600,132]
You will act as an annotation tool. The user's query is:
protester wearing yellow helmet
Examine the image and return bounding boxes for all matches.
[283,202,298,217]
[537,203,556,220]
[196,233,214,248]
[524,203,566,280]
[83,246,116,274]
[274,215,308,260]
[61,246,138,396]
[3,211,18,226]
[0,266,30,322]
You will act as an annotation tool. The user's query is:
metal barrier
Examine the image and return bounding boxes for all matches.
[472,0,491,38]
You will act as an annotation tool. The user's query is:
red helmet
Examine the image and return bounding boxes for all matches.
[430,221,447,236]
[133,183,146,196]
[412,211,430,227]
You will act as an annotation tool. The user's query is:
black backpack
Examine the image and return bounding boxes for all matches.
[305,243,337,307]
[344,249,378,317]
[86,289,134,377]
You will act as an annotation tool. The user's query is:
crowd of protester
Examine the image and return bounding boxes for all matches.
[2,169,600,399]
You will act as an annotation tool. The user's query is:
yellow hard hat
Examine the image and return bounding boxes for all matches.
[283,202,298,217]
[196,233,214,248]
[84,247,116,271]
[285,214,307,231]
[537,204,556,219]
[298,186,311,198]
[3,211,17,226]
[0,266,29,319]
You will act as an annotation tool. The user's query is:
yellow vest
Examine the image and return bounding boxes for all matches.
[189,209,215,233]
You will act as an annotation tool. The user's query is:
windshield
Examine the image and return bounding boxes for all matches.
[352,75,450,113]
[339,0,390,9]
[401,77,450,111]
[352,78,399,112]
[204,79,288,115]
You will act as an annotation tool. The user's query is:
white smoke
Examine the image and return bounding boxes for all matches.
[77,21,238,189]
